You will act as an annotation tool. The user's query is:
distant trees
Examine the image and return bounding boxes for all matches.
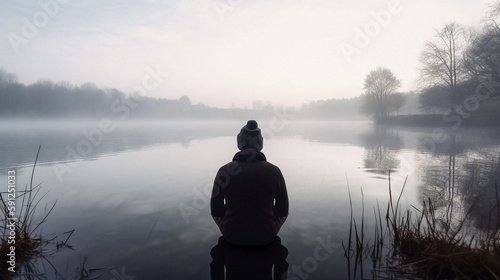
[0,69,18,86]
[178,95,192,111]
[360,67,403,118]
[303,97,365,120]
[0,68,198,120]
[0,68,304,120]
[419,86,450,113]
[387,92,406,116]
[418,22,468,113]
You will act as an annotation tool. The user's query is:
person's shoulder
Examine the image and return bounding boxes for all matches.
[263,160,279,168]
[261,160,283,173]
[217,160,244,175]
[219,161,233,168]
[218,161,234,171]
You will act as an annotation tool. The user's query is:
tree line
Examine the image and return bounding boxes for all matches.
[0,71,206,120]
[0,68,424,121]
[0,67,389,121]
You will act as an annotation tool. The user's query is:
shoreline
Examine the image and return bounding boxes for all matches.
[375,113,500,128]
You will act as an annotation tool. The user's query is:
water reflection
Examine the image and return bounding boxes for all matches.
[416,131,500,229]
[1,121,500,279]
[417,133,461,210]
[0,121,242,171]
[461,151,500,229]
[210,236,288,280]
[359,126,403,177]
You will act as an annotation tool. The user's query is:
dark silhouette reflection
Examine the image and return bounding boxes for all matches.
[210,236,288,280]
[417,131,500,229]
[359,126,403,176]
[417,133,463,209]
[462,152,500,229]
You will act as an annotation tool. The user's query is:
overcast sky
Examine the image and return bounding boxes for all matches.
[0,0,493,108]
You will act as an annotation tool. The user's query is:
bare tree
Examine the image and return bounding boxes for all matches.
[360,67,402,118]
[419,22,467,112]
[464,28,500,83]
[463,1,500,86]
[487,0,500,33]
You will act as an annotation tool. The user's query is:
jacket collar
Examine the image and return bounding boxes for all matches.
[233,148,267,163]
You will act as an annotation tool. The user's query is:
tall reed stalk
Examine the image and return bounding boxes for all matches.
[0,146,61,278]
[343,172,500,279]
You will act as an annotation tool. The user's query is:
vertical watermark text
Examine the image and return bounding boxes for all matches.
[5,170,17,273]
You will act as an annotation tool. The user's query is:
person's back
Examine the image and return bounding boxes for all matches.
[210,120,289,246]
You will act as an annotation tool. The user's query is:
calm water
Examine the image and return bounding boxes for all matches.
[1,121,499,279]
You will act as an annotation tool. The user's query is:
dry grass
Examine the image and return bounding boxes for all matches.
[389,194,500,279]
[0,146,63,279]
[344,173,500,279]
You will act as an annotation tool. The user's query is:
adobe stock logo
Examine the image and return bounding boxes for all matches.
[213,0,242,20]
[339,0,403,63]
[7,0,71,53]
[288,235,340,280]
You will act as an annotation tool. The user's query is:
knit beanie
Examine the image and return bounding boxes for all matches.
[237,120,264,151]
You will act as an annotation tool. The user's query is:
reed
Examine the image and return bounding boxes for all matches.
[387,182,500,279]
[0,146,66,278]
[344,173,500,279]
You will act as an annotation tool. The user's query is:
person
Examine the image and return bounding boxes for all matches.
[210,120,289,246]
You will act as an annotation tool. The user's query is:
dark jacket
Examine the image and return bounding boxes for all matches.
[210,149,289,246]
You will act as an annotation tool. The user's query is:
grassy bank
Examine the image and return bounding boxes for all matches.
[343,175,500,279]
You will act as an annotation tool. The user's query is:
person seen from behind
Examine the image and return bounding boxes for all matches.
[210,120,289,246]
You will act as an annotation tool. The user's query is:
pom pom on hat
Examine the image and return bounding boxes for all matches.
[237,120,263,151]
[246,120,258,130]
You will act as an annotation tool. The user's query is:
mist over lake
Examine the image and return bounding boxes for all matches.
[0,120,498,279]
[2,0,500,278]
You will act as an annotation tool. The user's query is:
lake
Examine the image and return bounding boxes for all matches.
[1,120,499,279]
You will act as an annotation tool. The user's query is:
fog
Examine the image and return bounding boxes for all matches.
[1,1,500,278]
[0,1,491,108]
